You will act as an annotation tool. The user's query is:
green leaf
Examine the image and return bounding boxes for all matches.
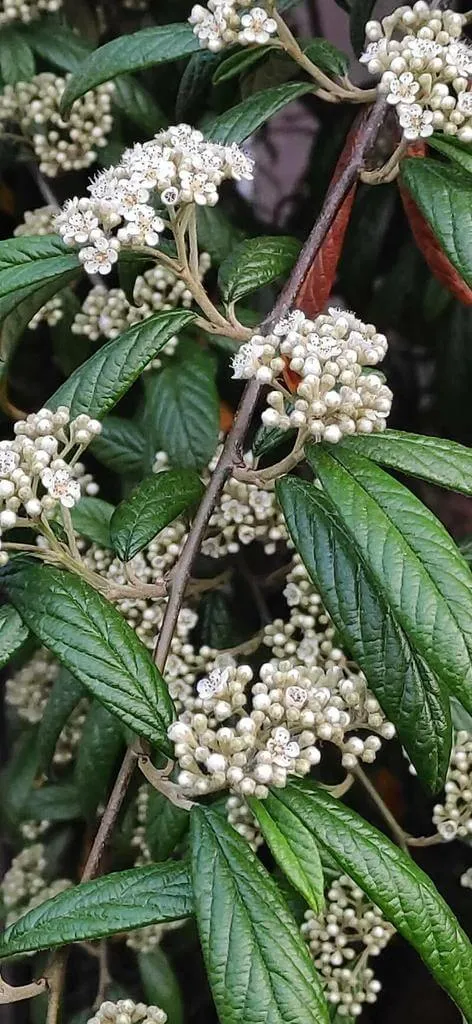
[91,416,145,476]
[338,430,472,496]
[303,38,348,76]
[60,25,199,113]
[278,781,472,1023]
[350,0,376,55]
[138,949,184,1024]
[25,17,91,71]
[427,134,472,177]
[146,787,189,862]
[0,729,41,831]
[252,422,296,459]
[219,235,300,304]
[70,497,115,548]
[190,805,329,1024]
[198,590,247,649]
[277,475,451,791]
[144,344,219,471]
[2,561,174,750]
[249,793,324,914]
[37,668,85,773]
[0,278,77,374]
[24,781,82,822]
[0,860,192,958]
[175,49,220,122]
[0,27,35,84]
[48,309,196,419]
[196,205,244,265]
[400,158,472,288]
[308,445,472,721]
[113,75,166,136]
[212,45,275,85]
[74,701,124,820]
[110,469,204,562]
[205,81,314,144]
[0,603,28,667]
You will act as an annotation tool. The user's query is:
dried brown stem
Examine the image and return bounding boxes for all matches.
[0,977,47,1005]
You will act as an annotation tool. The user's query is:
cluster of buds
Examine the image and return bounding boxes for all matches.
[189,0,278,52]
[5,648,88,764]
[226,794,263,850]
[1,844,70,928]
[72,255,211,366]
[0,74,114,176]
[432,730,472,841]
[361,3,472,142]
[55,124,253,275]
[0,0,61,25]
[232,308,392,444]
[87,1003,167,1024]
[0,406,101,564]
[302,876,395,1018]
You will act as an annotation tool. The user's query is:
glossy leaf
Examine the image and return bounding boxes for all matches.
[190,805,329,1024]
[0,278,78,373]
[206,81,313,144]
[49,309,196,419]
[0,603,28,667]
[277,475,451,791]
[70,497,115,549]
[338,430,472,496]
[427,134,472,177]
[175,50,220,123]
[213,45,274,84]
[219,235,300,304]
[91,417,145,476]
[113,75,166,136]
[138,949,184,1024]
[0,861,192,958]
[74,701,124,819]
[308,445,472,719]
[196,205,243,265]
[277,782,472,1023]
[146,787,189,862]
[350,0,376,55]
[2,560,174,750]
[110,469,204,562]
[25,17,91,71]
[24,781,82,822]
[145,344,219,471]
[249,793,325,914]
[0,28,35,84]
[0,237,82,353]
[304,38,348,76]
[37,668,85,773]
[60,25,199,112]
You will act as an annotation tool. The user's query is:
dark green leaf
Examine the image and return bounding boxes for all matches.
[0,28,35,84]
[146,787,189,862]
[0,603,29,667]
[145,344,219,471]
[206,81,314,144]
[74,701,124,819]
[219,235,300,304]
[308,445,472,720]
[277,475,451,791]
[0,278,78,374]
[48,309,196,419]
[110,469,204,562]
[0,729,41,831]
[198,590,245,650]
[196,205,244,265]
[113,75,166,136]
[252,422,296,459]
[400,158,472,288]
[303,38,348,76]
[190,805,329,1024]
[91,416,145,476]
[2,561,174,750]
[249,793,324,914]
[24,781,82,822]
[213,46,274,85]
[60,25,199,113]
[0,861,192,957]
[37,668,85,773]
[278,782,472,1023]
[338,430,472,496]
[350,0,376,55]
[175,50,220,122]
[51,289,85,377]
[427,134,472,177]
[138,949,184,1024]
[70,497,115,548]
[25,18,91,71]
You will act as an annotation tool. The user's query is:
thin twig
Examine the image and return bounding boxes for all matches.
[353,766,410,854]
[93,942,111,1009]
[0,977,47,1005]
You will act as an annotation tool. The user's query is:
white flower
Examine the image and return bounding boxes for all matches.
[41,467,81,508]
[239,6,277,45]
[445,41,472,76]
[78,235,120,276]
[231,338,265,379]
[224,143,254,181]
[285,686,308,709]
[197,667,231,699]
[457,91,472,115]
[402,36,442,62]
[397,102,434,139]
[0,445,19,476]
[266,726,300,768]
[384,71,420,106]
[55,198,99,245]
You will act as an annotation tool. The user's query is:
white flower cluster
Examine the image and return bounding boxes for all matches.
[5,648,88,764]
[87,1002,166,1024]
[361,3,472,142]
[0,406,101,563]
[302,875,395,1018]
[1,844,70,928]
[55,124,253,274]
[14,206,65,328]
[232,308,392,444]
[0,0,61,25]
[433,730,472,841]
[226,793,263,850]
[0,74,114,176]
[72,255,211,366]
[189,0,278,52]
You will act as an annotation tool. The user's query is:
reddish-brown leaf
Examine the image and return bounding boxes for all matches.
[400,142,472,306]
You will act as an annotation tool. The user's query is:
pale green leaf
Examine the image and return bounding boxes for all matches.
[0,603,29,667]
[70,497,115,548]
